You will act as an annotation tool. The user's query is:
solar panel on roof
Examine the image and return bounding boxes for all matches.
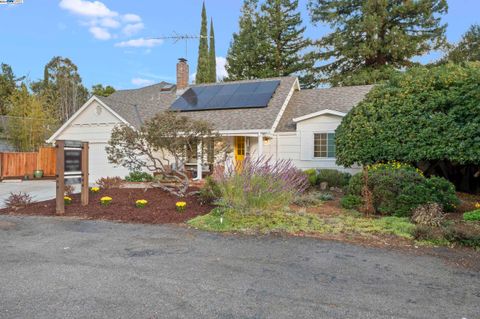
[170,80,280,112]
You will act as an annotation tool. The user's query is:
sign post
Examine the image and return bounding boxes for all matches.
[56,140,89,214]
[55,140,65,215]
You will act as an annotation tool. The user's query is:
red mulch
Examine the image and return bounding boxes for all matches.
[0,188,213,224]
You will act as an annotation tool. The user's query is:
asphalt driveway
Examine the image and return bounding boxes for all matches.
[0,216,478,319]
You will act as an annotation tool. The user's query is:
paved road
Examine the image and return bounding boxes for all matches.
[0,216,478,319]
[0,181,56,207]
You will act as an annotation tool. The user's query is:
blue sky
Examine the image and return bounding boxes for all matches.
[0,0,479,90]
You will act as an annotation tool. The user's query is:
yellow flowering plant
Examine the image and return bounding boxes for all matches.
[90,187,100,193]
[475,202,480,209]
[176,201,187,212]
[100,196,112,206]
[64,196,72,205]
[135,199,148,208]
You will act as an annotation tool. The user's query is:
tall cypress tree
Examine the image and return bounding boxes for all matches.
[208,18,217,83]
[308,0,448,86]
[195,1,209,84]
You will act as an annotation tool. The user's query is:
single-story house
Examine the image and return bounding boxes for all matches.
[47,59,372,181]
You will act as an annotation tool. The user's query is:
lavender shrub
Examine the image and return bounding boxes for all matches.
[213,156,309,213]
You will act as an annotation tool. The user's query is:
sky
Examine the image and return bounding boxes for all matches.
[0,0,479,90]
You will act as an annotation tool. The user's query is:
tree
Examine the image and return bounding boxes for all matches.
[195,2,210,84]
[335,63,480,193]
[308,0,448,86]
[226,0,270,81]
[0,63,24,115]
[6,85,53,151]
[260,0,314,86]
[226,0,314,87]
[208,18,217,82]
[91,84,116,97]
[441,24,480,64]
[106,111,228,197]
[31,56,88,123]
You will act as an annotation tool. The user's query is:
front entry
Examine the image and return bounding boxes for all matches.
[234,136,245,165]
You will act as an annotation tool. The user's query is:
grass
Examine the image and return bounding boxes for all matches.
[188,207,415,239]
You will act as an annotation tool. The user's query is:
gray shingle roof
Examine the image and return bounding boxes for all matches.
[275,85,374,132]
[99,77,298,131]
[97,78,370,133]
[96,82,177,128]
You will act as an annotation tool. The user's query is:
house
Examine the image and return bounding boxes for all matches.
[47,59,372,181]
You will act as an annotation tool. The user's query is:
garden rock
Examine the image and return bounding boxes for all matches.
[320,182,328,190]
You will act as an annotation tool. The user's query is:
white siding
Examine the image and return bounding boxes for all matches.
[54,100,130,181]
[261,114,360,174]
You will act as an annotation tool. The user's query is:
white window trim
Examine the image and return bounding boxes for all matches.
[312,131,336,160]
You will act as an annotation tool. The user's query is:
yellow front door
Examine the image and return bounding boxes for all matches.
[234,136,245,165]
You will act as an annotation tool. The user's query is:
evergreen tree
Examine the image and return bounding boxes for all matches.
[308,0,448,86]
[441,24,480,64]
[226,0,314,87]
[195,2,210,84]
[226,0,270,81]
[92,84,116,97]
[260,0,314,86]
[0,63,24,115]
[7,85,53,151]
[208,18,217,82]
[31,56,88,123]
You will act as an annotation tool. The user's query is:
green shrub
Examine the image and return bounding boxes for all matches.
[347,164,458,217]
[318,192,334,201]
[340,195,363,210]
[443,225,480,248]
[125,171,153,182]
[199,176,222,204]
[464,209,480,222]
[292,192,322,207]
[316,169,351,188]
[422,176,459,212]
[304,169,318,186]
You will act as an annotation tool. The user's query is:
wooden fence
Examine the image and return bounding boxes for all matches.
[0,147,56,178]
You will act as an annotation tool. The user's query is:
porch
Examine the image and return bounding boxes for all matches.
[188,132,272,180]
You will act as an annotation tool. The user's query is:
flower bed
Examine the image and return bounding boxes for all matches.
[0,188,212,224]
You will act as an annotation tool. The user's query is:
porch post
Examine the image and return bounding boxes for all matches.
[196,140,203,180]
[257,133,263,158]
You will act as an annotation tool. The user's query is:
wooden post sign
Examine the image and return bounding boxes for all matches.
[55,140,89,214]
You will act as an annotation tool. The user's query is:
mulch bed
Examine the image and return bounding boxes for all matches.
[0,188,213,224]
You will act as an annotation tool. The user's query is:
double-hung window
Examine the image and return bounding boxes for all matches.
[313,133,335,158]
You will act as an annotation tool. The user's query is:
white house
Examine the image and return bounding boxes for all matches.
[47,59,372,181]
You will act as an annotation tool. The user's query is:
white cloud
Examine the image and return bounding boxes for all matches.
[115,38,163,48]
[100,17,120,28]
[59,0,117,18]
[89,26,111,40]
[123,13,142,23]
[131,78,154,86]
[59,0,144,41]
[216,56,228,81]
[122,23,144,36]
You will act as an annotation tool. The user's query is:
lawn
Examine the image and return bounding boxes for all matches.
[188,203,415,240]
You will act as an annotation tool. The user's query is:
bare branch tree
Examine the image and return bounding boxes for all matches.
[106,111,229,197]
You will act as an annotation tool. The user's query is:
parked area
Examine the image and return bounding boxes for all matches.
[0,180,55,208]
[0,215,478,319]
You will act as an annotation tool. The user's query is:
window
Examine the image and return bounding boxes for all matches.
[314,133,335,158]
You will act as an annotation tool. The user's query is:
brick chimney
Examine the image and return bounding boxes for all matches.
[176,58,189,90]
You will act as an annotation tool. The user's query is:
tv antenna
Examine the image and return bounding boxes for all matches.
[150,32,211,58]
